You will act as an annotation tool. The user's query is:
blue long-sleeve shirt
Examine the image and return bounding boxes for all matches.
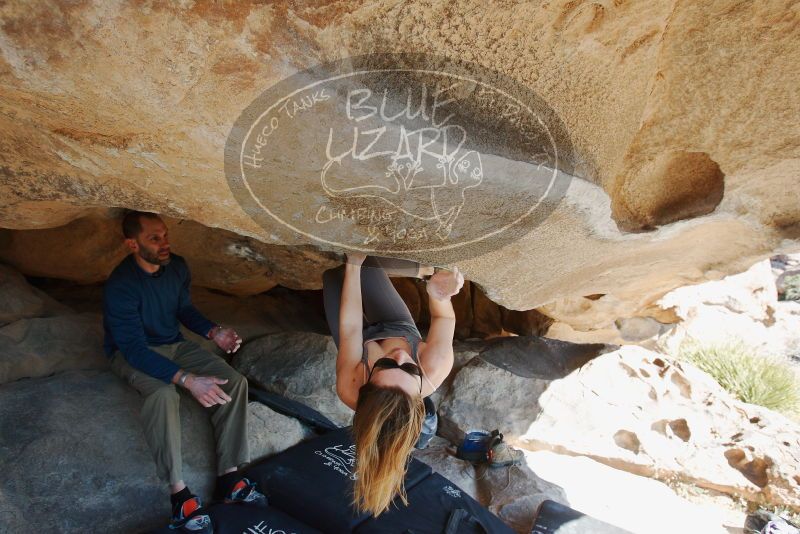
[103,253,216,383]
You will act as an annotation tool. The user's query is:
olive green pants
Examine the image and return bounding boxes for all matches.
[110,340,250,485]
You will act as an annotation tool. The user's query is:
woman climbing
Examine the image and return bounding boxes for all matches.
[322,253,464,517]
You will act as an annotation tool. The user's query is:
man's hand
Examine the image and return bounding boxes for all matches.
[184,374,232,408]
[210,326,242,354]
[426,266,464,301]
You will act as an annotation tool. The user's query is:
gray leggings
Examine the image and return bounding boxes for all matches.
[322,256,420,349]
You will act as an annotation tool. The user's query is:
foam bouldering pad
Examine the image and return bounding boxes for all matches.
[354,472,514,534]
[149,501,322,534]
[530,500,633,534]
[243,426,432,534]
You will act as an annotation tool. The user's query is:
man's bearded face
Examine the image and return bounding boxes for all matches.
[135,217,171,266]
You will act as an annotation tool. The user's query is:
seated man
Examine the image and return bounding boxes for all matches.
[103,210,265,532]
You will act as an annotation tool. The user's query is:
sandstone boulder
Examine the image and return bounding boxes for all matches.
[412,279,478,340]
[0,210,338,295]
[187,285,330,343]
[232,330,493,431]
[542,291,680,347]
[232,331,353,426]
[0,312,107,385]
[660,259,778,327]
[501,307,554,338]
[525,450,746,534]
[438,335,613,441]
[470,282,506,338]
[0,263,71,325]
[412,437,568,533]
[658,259,800,364]
[519,346,800,511]
[381,277,474,340]
[247,401,313,463]
[0,0,797,332]
[0,212,129,286]
[389,276,423,323]
[451,279,475,339]
[425,337,489,412]
[153,217,339,294]
[412,437,480,497]
[0,370,309,532]
[440,338,800,511]
[469,282,555,339]
[36,280,331,348]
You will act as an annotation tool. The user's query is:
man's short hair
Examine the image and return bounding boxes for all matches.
[122,210,162,239]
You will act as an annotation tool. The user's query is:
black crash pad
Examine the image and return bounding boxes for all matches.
[530,500,633,534]
[149,501,322,534]
[354,472,514,534]
[243,426,432,534]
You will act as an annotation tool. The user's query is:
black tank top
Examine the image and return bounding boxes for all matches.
[360,321,423,383]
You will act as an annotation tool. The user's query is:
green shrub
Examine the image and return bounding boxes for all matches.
[678,339,800,416]
[782,273,800,301]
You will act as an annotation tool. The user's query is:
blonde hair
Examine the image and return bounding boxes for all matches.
[351,382,425,516]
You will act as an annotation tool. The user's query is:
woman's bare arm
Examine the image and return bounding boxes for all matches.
[335,260,365,409]
[418,267,463,392]
[419,296,456,392]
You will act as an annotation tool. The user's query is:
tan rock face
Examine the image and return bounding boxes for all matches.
[526,348,800,511]
[0,313,107,385]
[441,344,800,511]
[0,209,339,293]
[232,331,353,427]
[612,151,726,231]
[0,263,70,324]
[656,258,800,367]
[412,438,568,532]
[0,369,310,532]
[0,0,798,325]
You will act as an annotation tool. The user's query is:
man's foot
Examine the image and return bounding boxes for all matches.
[224,478,268,507]
[169,495,212,533]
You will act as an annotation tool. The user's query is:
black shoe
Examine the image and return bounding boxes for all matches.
[224,478,268,507]
[169,495,213,533]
